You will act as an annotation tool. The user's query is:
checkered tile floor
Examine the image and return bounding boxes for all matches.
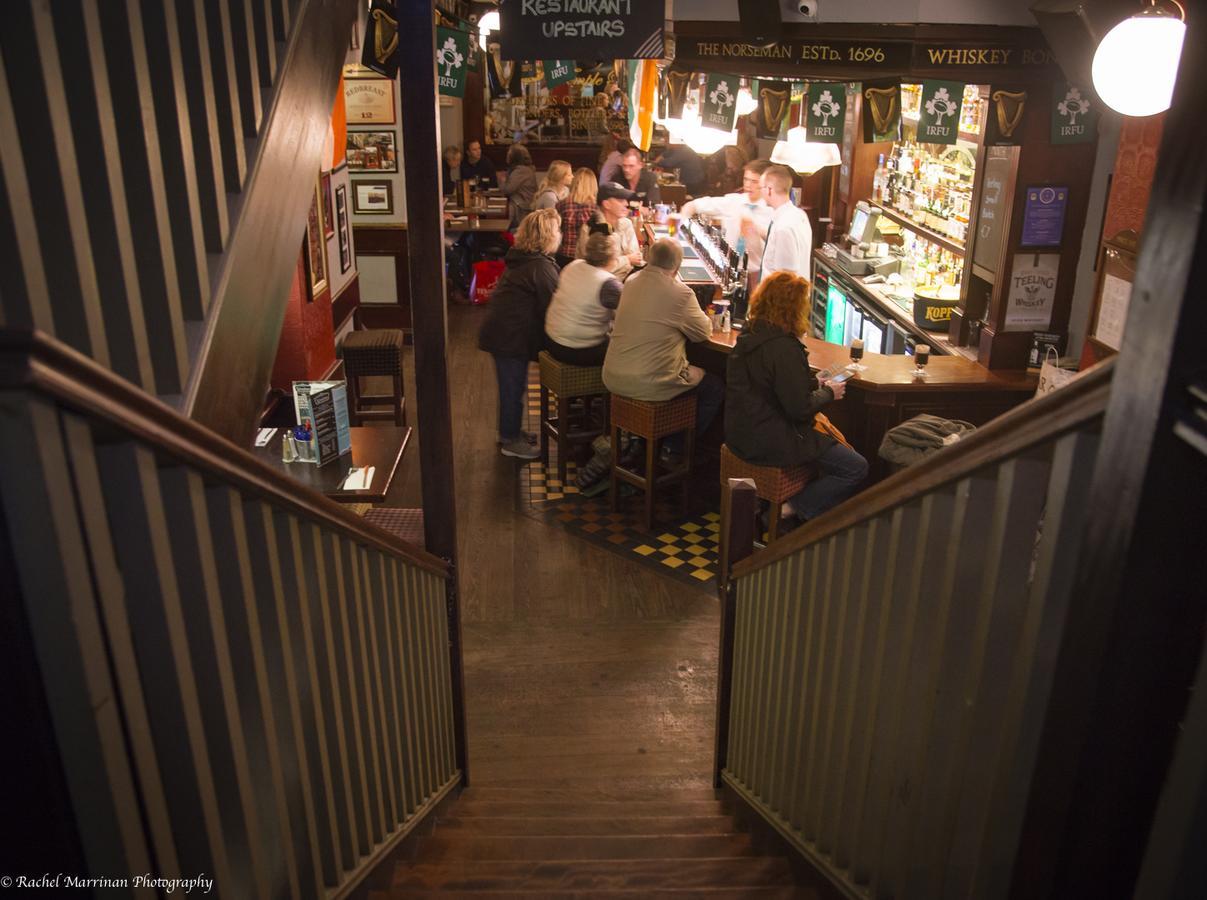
[517,369,721,588]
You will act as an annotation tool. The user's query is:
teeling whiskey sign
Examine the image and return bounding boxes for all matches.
[678,36,1057,76]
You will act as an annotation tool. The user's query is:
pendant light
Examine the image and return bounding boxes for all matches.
[1091,0,1186,117]
[771,127,842,176]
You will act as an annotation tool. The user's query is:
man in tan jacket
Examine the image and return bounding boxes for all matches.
[603,239,724,456]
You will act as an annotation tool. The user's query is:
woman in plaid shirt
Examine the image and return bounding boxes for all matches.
[554,167,598,268]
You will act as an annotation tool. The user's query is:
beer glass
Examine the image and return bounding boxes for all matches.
[912,343,930,377]
[849,337,867,371]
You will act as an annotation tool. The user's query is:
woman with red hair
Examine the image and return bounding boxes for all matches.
[725,272,867,524]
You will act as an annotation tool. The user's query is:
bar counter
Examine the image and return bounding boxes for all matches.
[692,331,1036,482]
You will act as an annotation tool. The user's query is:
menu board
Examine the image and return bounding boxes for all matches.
[973,148,1014,275]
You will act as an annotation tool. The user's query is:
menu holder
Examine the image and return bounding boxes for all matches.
[293,381,353,466]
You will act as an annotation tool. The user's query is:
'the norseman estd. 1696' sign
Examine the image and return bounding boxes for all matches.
[499,0,664,60]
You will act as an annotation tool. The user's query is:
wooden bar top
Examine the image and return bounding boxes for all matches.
[703,331,1036,393]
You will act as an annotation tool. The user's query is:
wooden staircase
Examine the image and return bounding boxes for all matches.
[376,786,821,899]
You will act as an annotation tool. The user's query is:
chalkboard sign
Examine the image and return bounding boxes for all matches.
[973,147,1015,275]
[499,0,664,61]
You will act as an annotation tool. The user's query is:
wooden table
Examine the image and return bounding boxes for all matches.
[444,216,510,233]
[252,425,411,503]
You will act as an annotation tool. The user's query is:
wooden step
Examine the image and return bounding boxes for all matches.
[393,858,797,892]
[374,888,811,899]
[458,786,719,803]
[413,834,756,861]
[436,816,739,836]
[450,799,726,819]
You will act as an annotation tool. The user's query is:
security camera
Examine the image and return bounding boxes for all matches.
[798,1,817,16]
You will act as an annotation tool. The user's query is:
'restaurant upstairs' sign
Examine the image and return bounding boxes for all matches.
[499,0,664,60]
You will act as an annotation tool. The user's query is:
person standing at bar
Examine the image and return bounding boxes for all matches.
[681,159,772,274]
[460,139,498,189]
[619,147,662,206]
[478,209,562,460]
[758,164,812,282]
[652,143,707,197]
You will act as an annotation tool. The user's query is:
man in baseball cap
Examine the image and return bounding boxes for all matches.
[579,182,642,277]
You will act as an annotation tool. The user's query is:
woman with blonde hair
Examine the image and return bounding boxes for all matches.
[533,160,572,210]
[725,271,867,524]
[478,209,562,459]
[555,167,598,267]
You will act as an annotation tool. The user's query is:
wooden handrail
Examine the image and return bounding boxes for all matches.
[0,328,451,579]
[731,358,1115,581]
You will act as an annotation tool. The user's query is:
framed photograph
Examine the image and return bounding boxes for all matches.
[342,75,396,124]
[335,184,352,273]
[305,179,328,299]
[352,179,394,215]
[320,171,335,238]
[346,130,398,173]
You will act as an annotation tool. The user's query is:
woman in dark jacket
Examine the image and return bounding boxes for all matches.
[725,272,868,522]
[479,208,562,459]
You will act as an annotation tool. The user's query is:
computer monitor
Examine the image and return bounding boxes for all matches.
[844,303,863,348]
[847,202,880,245]
[825,286,847,344]
[862,317,885,354]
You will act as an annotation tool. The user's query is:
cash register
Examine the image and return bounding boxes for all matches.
[835,202,895,277]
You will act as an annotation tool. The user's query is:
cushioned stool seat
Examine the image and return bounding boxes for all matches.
[538,351,609,483]
[342,329,406,426]
[363,507,425,549]
[609,392,697,532]
[720,444,812,542]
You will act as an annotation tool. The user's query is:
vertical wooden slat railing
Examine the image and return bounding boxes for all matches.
[716,362,1113,900]
[0,0,353,442]
[0,330,464,899]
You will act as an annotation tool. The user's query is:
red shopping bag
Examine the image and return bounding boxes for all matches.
[470,259,505,305]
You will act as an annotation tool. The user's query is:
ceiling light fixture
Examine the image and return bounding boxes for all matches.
[1091,0,1186,117]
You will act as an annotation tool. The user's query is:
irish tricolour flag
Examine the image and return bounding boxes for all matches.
[627,59,658,152]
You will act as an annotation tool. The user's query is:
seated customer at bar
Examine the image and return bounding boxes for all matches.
[555,167,598,268]
[478,209,562,460]
[580,182,642,278]
[603,238,723,458]
[619,147,662,206]
[533,160,572,210]
[544,232,622,367]
[441,145,463,197]
[725,272,867,523]
[460,139,498,189]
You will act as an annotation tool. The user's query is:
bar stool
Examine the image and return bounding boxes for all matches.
[538,351,609,483]
[363,507,425,549]
[719,444,812,542]
[341,329,406,426]
[609,392,697,532]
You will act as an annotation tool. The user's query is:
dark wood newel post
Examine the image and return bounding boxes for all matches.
[397,0,469,785]
[714,478,756,788]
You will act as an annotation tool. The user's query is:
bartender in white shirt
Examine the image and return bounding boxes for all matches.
[679,159,772,273]
[758,164,813,283]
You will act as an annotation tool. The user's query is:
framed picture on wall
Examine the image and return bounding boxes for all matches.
[346,130,398,173]
[352,179,394,215]
[320,171,335,238]
[335,184,352,273]
[342,75,396,124]
[305,179,328,299]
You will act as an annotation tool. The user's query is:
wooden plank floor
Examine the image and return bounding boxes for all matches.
[382,304,719,791]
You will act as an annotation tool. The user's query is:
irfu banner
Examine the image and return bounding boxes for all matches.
[917,80,964,144]
[436,27,469,98]
[543,59,576,88]
[1051,83,1098,144]
[806,82,845,143]
[701,73,739,132]
[861,79,900,142]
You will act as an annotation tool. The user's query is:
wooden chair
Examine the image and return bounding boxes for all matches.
[609,392,697,531]
[719,444,812,543]
[341,329,406,426]
[537,351,609,483]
